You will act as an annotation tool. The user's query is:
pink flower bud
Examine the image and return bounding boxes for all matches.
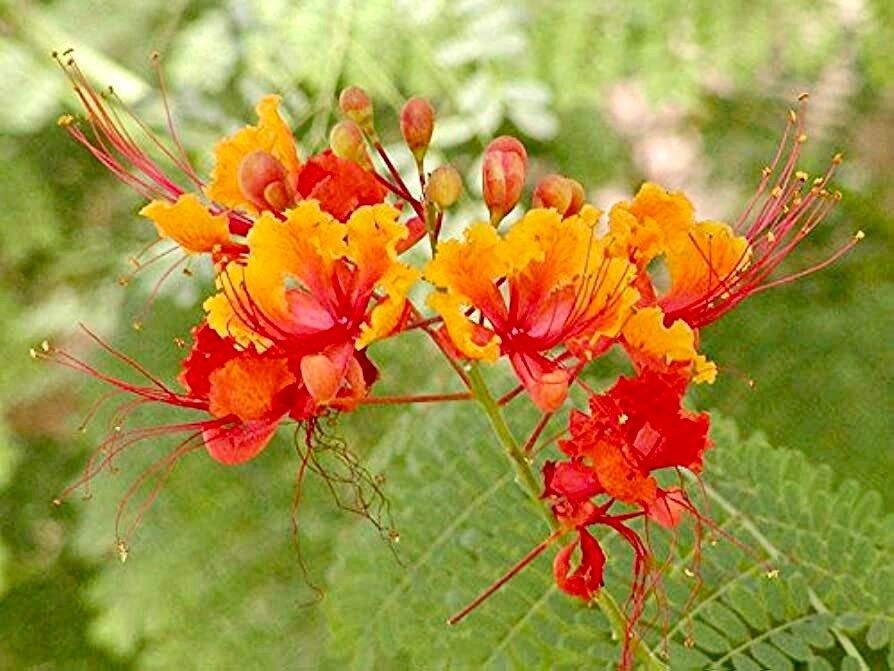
[329,120,371,170]
[237,150,293,211]
[400,97,435,163]
[426,164,463,209]
[482,136,527,225]
[532,174,586,217]
[338,86,374,134]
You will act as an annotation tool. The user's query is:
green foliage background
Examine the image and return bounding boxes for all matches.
[0,1,892,669]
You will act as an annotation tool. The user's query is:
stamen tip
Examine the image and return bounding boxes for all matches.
[765,568,780,579]
[52,498,63,507]
[797,92,810,102]
[797,133,808,144]
[132,320,144,331]
[855,230,865,241]
[116,538,129,563]
[150,50,161,62]
[57,114,76,128]
[29,348,38,359]
[41,340,50,352]
[833,152,844,164]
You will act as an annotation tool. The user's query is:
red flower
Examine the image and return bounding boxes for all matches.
[560,369,711,507]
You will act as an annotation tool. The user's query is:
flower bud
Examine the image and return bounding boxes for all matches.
[482,136,527,225]
[338,86,374,135]
[237,150,292,211]
[426,164,463,209]
[533,174,572,213]
[400,97,435,163]
[329,120,371,170]
[532,174,586,217]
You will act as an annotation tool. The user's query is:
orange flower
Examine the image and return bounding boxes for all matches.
[427,206,639,411]
[204,201,418,406]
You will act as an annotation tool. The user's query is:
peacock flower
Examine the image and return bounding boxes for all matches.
[426,206,639,411]
[204,201,419,408]
[559,367,711,508]
[612,98,863,330]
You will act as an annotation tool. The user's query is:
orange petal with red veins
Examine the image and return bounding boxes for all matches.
[208,356,295,421]
[510,352,569,412]
[646,487,689,529]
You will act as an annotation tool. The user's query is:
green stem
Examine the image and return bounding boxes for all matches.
[467,365,552,527]
[467,364,667,671]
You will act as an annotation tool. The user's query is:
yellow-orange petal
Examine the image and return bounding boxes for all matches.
[622,306,715,383]
[425,222,510,301]
[208,356,295,421]
[426,291,501,362]
[139,194,230,254]
[203,263,273,352]
[206,95,300,214]
[609,182,696,265]
[357,263,419,349]
[344,204,407,287]
[664,220,751,307]
[243,202,347,319]
[504,206,600,295]
[623,307,698,363]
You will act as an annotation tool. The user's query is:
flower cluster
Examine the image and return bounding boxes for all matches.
[43,53,862,670]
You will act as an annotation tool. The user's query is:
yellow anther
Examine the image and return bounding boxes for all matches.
[832,152,844,164]
[798,92,810,101]
[765,569,780,579]
[57,114,76,127]
[761,166,773,178]
[795,171,809,181]
[117,276,130,287]
[683,568,695,578]
[116,538,129,563]
[855,230,865,241]
[132,320,144,331]
[29,348,38,359]
[788,110,797,124]
[41,340,50,352]
[173,337,186,348]
[771,186,783,198]
[618,413,629,425]
[797,133,808,144]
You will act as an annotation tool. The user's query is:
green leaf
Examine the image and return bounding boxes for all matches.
[324,407,893,669]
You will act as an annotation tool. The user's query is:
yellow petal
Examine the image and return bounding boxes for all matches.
[203,263,273,352]
[357,264,419,349]
[622,306,715,383]
[140,194,230,254]
[609,182,696,265]
[427,291,500,362]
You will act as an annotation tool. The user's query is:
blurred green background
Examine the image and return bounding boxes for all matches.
[0,1,891,669]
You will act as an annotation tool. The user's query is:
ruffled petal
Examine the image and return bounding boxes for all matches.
[140,194,230,254]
